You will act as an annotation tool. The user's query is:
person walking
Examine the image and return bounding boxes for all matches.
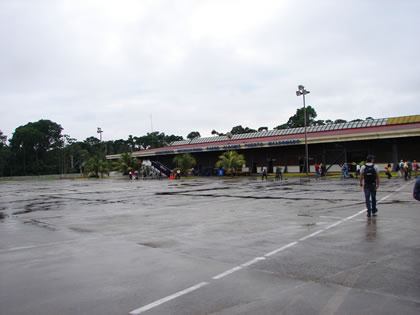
[398,160,404,178]
[408,160,413,179]
[414,160,418,178]
[320,163,326,177]
[275,167,282,181]
[360,155,380,217]
[355,163,361,178]
[403,160,409,181]
[315,163,320,180]
[261,167,268,180]
[340,164,345,180]
[344,163,349,178]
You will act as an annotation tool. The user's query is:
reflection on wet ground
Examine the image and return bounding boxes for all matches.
[0,177,419,315]
[365,217,378,242]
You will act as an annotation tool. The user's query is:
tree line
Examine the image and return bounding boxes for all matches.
[0,107,369,177]
[0,120,183,177]
[187,106,369,139]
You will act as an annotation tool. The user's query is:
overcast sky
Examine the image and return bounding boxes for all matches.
[1,0,419,142]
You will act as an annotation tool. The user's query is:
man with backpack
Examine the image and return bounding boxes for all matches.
[414,177,420,201]
[360,155,380,217]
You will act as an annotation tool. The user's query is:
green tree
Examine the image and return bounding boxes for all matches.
[9,120,63,175]
[105,139,130,155]
[286,106,318,128]
[334,119,347,124]
[82,136,104,158]
[274,123,289,130]
[128,135,136,151]
[166,134,183,144]
[0,130,7,146]
[313,120,325,126]
[187,131,201,140]
[113,152,141,175]
[63,141,90,173]
[230,125,256,135]
[173,153,196,174]
[215,151,246,172]
[84,156,110,178]
[0,130,11,176]
[211,130,225,136]
[83,136,101,147]
[136,132,182,149]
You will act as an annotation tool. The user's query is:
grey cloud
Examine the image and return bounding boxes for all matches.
[1,0,419,141]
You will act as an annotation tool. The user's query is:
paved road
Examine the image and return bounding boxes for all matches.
[0,177,419,314]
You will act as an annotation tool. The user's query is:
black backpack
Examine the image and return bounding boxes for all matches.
[364,164,376,184]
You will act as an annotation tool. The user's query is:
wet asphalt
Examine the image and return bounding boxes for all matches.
[0,176,419,315]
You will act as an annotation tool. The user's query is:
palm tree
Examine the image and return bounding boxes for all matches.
[113,152,141,175]
[215,151,246,172]
[84,156,110,178]
[173,153,196,174]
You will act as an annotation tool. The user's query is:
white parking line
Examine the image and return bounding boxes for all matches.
[324,220,344,230]
[128,182,410,314]
[241,257,266,267]
[212,266,243,280]
[299,229,325,241]
[264,241,299,257]
[129,282,209,314]
[0,238,98,253]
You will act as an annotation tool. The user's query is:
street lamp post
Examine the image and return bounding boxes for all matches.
[97,127,105,158]
[296,85,310,176]
[97,127,103,142]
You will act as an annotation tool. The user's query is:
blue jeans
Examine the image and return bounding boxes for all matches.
[364,183,377,215]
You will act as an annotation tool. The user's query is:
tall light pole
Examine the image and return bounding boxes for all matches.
[296,85,310,176]
[97,127,105,158]
[97,127,103,142]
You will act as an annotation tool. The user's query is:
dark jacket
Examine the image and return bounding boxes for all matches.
[414,177,420,201]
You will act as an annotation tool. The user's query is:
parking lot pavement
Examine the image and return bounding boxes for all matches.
[1,177,419,314]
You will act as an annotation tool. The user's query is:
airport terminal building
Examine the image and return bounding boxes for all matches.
[106,115,420,174]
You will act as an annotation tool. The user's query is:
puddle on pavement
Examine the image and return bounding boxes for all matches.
[302,223,316,226]
[137,240,176,248]
[69,227,93,233]
[13,200,63,215]
[156,186,230,195]
[13,209,33,215]
[384,200,412,204]
[156,191,309,200]
[24,219,56,231]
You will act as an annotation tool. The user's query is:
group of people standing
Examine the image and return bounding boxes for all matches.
[339,163,350,179]
[261,167,283,180]
[314,163,327,180]
[397,160,418,180]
